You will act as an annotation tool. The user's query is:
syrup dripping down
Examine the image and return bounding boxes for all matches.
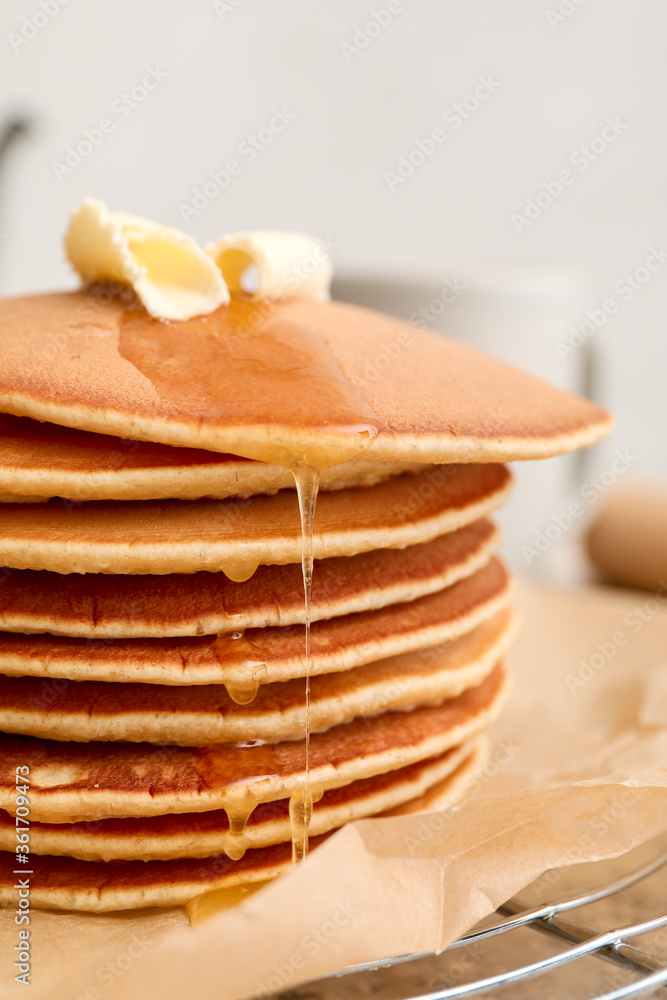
[215,632,268,705]
[118,299,382,896]
[194,742,281,863]
[289,464,320,863]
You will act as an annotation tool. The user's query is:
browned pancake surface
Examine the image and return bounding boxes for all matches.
[0,836,302,900]
[0,293,611,462]
[0,464,510,575]
[0,413,421,501]
[0,750,483,909]
[0,745,476,860]
[0,596,513,744]
[0,518,498,637]
[0,665,506,821]
[0,548,506,686]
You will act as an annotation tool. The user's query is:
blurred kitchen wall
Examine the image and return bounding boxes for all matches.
[0,0,664,559]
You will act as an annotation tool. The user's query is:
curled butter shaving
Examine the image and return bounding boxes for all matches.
[65,198,229,321]
[207,230,332,302]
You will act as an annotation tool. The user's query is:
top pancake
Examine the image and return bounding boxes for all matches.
[0,292,611,465]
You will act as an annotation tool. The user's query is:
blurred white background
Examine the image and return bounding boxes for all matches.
[0,0,664,568]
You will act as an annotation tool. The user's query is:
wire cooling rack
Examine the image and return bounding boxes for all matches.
[279,837,667,1000]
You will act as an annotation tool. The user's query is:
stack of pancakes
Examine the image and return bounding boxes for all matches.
[0,292,611,911]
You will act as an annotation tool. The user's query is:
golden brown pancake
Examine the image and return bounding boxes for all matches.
[0,413,423,502]
[0,742,478,861]
[0,555,508,687]
[0,464,510,577]
[0,605,515,745]
[0,837,302,912]
[0,748,480,911]
[0,518,498,637]
[0,293,611,464]
[0,664,506,823]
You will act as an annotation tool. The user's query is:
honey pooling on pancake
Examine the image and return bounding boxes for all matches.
[118,303,383,470]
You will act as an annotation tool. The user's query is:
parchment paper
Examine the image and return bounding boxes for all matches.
[1,579,666,1000]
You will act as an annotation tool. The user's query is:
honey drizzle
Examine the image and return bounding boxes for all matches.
[195,741,281,863]
[117,298,383,888]
[215,631,268,705]
[289,464,320,863]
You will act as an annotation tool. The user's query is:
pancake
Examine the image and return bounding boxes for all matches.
[0,517,498,637]
[0,663,506,823]
[0,464,511,577]
[0,748,481,911]
[0,554,508,687]
[0,414,424,502]
[0,837,301,912]
[0,605,516,744]
[0,742,479,861]
[0,293,611,464]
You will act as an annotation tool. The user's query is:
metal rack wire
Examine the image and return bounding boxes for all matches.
[280,839,667,1000]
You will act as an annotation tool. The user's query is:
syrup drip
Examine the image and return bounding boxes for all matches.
[117,297,383,900]
[289,464,320,863]
[216,560,260,585]
[214,631,268,705]
[195,742,281,863]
